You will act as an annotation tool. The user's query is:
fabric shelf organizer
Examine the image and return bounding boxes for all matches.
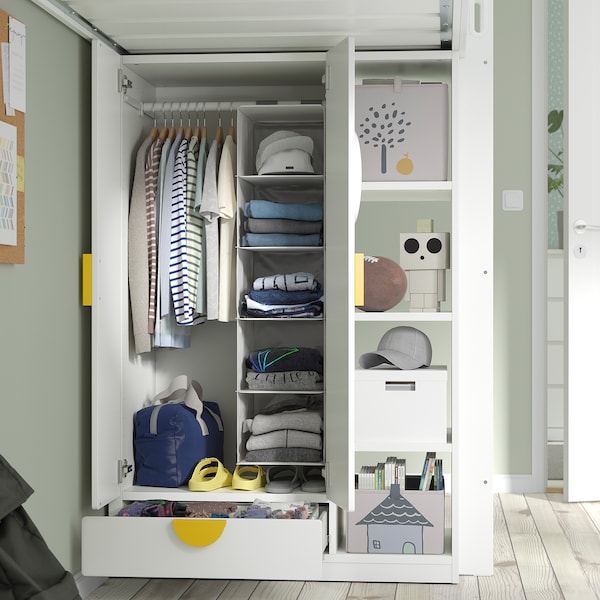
[242,396,324,463]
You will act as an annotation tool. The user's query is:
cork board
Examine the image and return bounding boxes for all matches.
[0,9,25,264]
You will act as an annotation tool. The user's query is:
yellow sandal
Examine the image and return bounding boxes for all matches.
[231,464,266,491]
[188,458,232,491]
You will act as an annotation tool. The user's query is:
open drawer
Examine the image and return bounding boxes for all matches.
[82,508,328,580]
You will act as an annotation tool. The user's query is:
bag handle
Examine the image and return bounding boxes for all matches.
[147,375,212,435]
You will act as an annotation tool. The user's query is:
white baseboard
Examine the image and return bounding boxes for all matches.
[493,473,546,494]
[75,572,106,599]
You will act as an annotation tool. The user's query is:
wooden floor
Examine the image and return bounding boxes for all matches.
[86,492,600,600]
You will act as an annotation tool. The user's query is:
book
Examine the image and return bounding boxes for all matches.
[419,451,436,490]
[434,458,444,490]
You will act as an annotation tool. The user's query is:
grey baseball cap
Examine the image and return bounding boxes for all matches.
[359,326,432,370]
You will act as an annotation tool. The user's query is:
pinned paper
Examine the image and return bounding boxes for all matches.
[8,17,25,113]
[0,120,16,246]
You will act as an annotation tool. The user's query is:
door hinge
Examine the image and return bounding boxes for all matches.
[118,69,133,95]
[118,459,133,483]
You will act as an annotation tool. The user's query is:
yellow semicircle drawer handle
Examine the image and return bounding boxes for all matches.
[172,519,227,547]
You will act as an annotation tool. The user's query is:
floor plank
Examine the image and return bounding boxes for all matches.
[179,578,230,599]
[547,493,600,597]
[297,581,351,600]
[477,495,524,600]
[348,582,397,599]
[85,578,149,600]
[130,579,193,599]
[218,580,260,600]
[249,580,305,599]
[499,493,562,599]
[526,493,597,600]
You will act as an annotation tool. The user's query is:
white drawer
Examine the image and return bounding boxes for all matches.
[82,509,327,579]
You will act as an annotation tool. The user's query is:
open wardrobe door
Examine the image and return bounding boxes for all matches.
[324,37,357,512]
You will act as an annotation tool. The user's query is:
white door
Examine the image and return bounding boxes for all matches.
[324,37,357,512]
[564,0,600,502]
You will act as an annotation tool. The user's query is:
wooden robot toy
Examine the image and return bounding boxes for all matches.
[399,220,450,312]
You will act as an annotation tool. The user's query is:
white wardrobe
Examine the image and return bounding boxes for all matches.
[80,2,493,583]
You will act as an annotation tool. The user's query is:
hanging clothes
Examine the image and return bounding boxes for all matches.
[145,129,166,335]
[193,131,209,316]
[185,134,206,322]
[128,132,154,354]
[218,131,237,322]
[155,128,191,348]
[198,135,222,321]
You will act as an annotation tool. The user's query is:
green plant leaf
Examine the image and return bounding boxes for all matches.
[548,109,564,134]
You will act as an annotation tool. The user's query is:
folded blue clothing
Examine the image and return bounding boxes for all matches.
[242,232,322,247]
[246,346,323,374]
[247,288,323,305]
[244,199,323,221]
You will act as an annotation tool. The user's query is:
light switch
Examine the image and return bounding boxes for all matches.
[502,189,523,211]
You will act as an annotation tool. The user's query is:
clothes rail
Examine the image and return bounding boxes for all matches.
[123,95,318,119]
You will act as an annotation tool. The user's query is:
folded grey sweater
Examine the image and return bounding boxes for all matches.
[246,430,322,451]
[244,410,322,435]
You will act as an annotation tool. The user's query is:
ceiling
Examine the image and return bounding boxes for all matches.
[32,0,457,54]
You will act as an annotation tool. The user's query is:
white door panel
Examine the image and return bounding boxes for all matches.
[565,0,600,502]
[324,37,356,512]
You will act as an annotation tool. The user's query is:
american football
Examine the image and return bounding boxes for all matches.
[357,255,408,312]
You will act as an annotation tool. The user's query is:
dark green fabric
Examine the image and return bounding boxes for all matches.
[0,455,81,600]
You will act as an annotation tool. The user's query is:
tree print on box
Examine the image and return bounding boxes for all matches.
[355,80,448,182]
[357,103,412,176]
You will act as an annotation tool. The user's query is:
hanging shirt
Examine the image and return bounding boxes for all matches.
[185,135,206,321]
[128,134,153,354]
[193,135,208,316]
[217,133,237,322]
[145,133,165,334]
[199,138,221,321]
[154,130,191,348]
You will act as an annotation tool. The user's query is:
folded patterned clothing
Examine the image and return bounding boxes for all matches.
[246,430,322,451]
[185,502,239,519]
[246,347,323,373]
[248,288,323,305]
[253,271,319,292]
[244,199,323,221]
[242,232,322,247]
[246,370,323,391]
[118,501,187,517]
[237,501,313,520]
[245,217,322,235]
[244,296,323,318]
[244,447,322,463]
[245,306,323,319]
[244,410,323,435]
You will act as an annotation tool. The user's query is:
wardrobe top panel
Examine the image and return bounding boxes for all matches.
[122,53,327,88]
[39,0,458,54]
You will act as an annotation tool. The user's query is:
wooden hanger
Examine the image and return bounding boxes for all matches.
[214,103,224,145]
[201,105,208,140]
[192,107,201,140]
[228,102,236,143]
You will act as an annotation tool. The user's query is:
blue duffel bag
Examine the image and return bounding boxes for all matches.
[134,375,224,487]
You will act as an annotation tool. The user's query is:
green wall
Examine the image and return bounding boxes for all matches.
[0,0,93,574]
[0,0,535,577]
[494,0,533,475]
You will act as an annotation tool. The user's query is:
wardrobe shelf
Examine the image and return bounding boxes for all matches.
[239,174,324,185]
[354,311,452,322]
